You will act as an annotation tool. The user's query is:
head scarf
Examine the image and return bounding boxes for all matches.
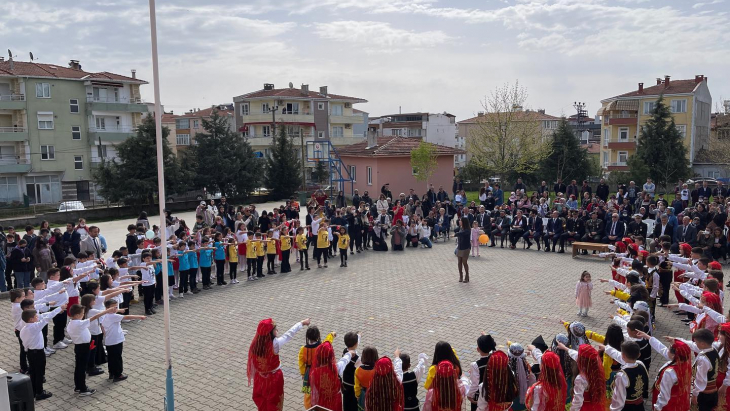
[247,319,277,386]
[309,341,342,410]
[551,334,572,381]
[671,340,692,411]
[508,344,531,404]
[622,237,634,244]
[568,322,588,350]
[430,360,462,411]
[615,241,627,253]
[709,261,723,270]
[365,357,404,411]
[526,351,566,411]
[483,351,517,407]
[633,301,650,314]
[577,344,606,405]
[680,243,692,256]
[703,291,723,313]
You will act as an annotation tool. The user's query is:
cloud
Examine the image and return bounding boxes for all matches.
[693,0,724,8]
[313,21,455,52]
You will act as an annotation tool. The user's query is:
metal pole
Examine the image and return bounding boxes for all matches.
[300,133,306,192]
[147,1,175,410]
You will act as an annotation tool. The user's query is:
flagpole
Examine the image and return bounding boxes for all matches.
[147,0,175,409]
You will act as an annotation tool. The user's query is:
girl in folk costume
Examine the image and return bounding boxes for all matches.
[672,243,693,304]
[633,332,692,411]
[365,357,404,411]
[298,326,335,409]
[525,351,567,411]
[423,360,471,411]
[310,341,343,411]
[508,343,536,411]
[716,323,730,410]
[355,347,380,410]
[247,318,310,411]
[476,350,518,411]
[555,343,606,411]
[562,321,589,351]
[673,289,723,338]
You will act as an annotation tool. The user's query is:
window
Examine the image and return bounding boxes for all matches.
[40,145,55,160]
[0,176,20,204]
[92,87,117,102]
[264,148,271,158]
[76,181,90,201]
[670,99,687,113]
[412,167,418,175]
[407,128,422,137]
[74,155,83,170]
[176,134,190,145]
[95,117,107,130]
[332,126,344,137]
[287,126,300,137]
[543,120,558,129]
[175,118,190,129]
[97,144,108,159]
[643,101,656,115]
[262,126,271,137]
[676,124,687,138]
[331,105,343,116]
[391,129,402,136]
[603,152,609,165]
[37,112,54,130]
[618,127,629,141]
[350,165,356,182]
[617,151,628,165]
[240,103,249,115]
[603,128,610,145]
[318,102,325,110]
[192,120,199,129]
[708,171,720,178]
[69,99,79,113]
[367,166,372,185]
[262,103,270,113]
[318,131,325,138]
[72,126,81,140]
[36,83,51,98]
[283,102,299,115]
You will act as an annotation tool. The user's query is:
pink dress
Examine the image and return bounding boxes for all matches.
[471,227,480,246]
[575,281,593,308]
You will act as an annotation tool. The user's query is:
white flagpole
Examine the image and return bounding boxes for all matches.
[147,0,175,409]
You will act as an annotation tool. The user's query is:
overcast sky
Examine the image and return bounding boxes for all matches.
[2,0,729,120]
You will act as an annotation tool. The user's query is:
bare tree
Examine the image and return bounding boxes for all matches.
[466,81,552,180]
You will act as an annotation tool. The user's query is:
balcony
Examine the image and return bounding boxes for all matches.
[607,140,636,150]
[88,126,137,144]
[604,162,629,171]
[0,94,26,110]
[0,127,28,142]
[330,114,363,124]
[0,155,31,173]
[86,96,148,113]
[241,111,314,125]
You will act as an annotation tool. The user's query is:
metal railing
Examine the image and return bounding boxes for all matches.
[0,127,27,133]
[0,94,25,101]
[0,155,30,165]
[87,96,144,104]
[242,110,312,115]
[88,125,136,133]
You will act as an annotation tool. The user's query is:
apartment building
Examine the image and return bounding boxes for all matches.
[0,58,147,204]
[598,75,711,172]
[172,104,236,152]
[232,83,367,159]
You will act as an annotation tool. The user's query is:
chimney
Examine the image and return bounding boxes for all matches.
[477,111,485,117]
[366,130,378,148]
[656,78,662,85]
[320,86,328,96]
[69,60,81,70]
[264,83,274,90]
[131,69,136,79]
[638,82,644,93]
[538,109,545,114]
[664,75,670,88]
[0,57,4,62]
[301,84,309,95]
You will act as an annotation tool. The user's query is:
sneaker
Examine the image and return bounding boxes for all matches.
[248,277,255,281]
[52,342,68,349]
[146,309,154,315]
[47,347,56,353]
[113,374,128,383]
[169,294,177,299]
[191,289,200,294]
[78,389,96,397]
[122,330,129,335]
[35,391,53,401]
[63,337,73,345]
[44,348,52,357]
[178,293,184,298]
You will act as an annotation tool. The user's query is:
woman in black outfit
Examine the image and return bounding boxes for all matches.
[455,217,472,283]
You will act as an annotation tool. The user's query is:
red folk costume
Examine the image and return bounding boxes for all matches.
[310,341,343,411]
[247,319,284,411]
[651,339,691,411]
[716,323,730,411]
[484,351,518,411]
[690,291,722,338]
[576,344,606,411]
[365,357,404,411]
[428,361,463,411]
[526,351,567,411]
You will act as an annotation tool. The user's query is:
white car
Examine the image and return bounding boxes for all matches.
[58,201,86,212]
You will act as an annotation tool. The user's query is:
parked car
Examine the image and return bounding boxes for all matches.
[686,178,718,188]
[166,189,220,203]
[58,201,86,212]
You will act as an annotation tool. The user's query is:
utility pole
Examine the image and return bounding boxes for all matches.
[573,101,587,142]
[300,133,307,193]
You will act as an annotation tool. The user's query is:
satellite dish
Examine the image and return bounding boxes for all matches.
[289,82,293,88]
[29,52,34,61]
[8,49,12,60]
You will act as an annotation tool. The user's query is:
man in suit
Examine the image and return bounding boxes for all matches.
[491,209,510,248]
[626,214,647,240]
[674,216,698,247]
[543,210,564,252]
[509,210,528,249]
[523,209,543,250]
[649,214,674,252]
[476,206,491,234]
[79,226,103,259]
[602,213,625,244]
[553,179,566,196]
[698,181,712,202]
[560,210,582,253]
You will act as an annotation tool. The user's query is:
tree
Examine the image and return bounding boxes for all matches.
[467,81,552,181]
[538,119,592,183]
[311,159,328,184]
[410,141,438,189]
[630,96,691,188]
[185,110,261,198]
[265,125,301,199]
[93,114,188,205]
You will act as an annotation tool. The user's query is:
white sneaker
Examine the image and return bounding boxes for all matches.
[178,293,184,298]
[169,294,176,299]
[63,337,73,345]
[53,342,68,349]
[122,330,129,335]
[44,348,53,356]
[47,347,56,354]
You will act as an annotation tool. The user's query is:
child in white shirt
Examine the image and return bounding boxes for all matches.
[100,299,146,382]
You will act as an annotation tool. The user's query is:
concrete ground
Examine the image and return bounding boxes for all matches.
[0,201,708,410]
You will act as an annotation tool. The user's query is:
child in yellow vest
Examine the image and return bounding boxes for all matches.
[315,221,330,269]
[265,231,278,275]
[333,226,350,268]
[227,241,239,284]
[296,227,310,271]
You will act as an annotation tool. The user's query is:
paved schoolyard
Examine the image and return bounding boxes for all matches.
[0,205,707,410]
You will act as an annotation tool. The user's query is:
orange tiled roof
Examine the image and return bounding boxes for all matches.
[178,106,234,118]
[458,110,561,124]
[237,87,366,103]
[337,137,464,157]
[607,79,702,100]
[0,60,146,83]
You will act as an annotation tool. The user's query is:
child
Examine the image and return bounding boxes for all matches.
[176,241,191,297]
[20,304,67,400]
[507,343,536,410]
[476,350,517,411]
[298,326,335,409]
[315,222,330,269]
[279,231,292,274]
[66,304,116,396]
[255,232,266,278]
[186,240,201,291]
[673,329,719,411]
[227,237,239,283]
[575,271,593,317]
[266,231,277,275]
[364,357,404,411]
[601,341,649,411]
[525,351,567,411]
[422,360,470,411]
[100,299,146,382]
[334,226,350,267]
[296,227,310,271]
[555,342,606,411]
[135,252,158,315]
[198,238,214,289]
[213,233,228,286]
[80,294,106,375]
[645,255,660,316]
[467,334,496,409]
[247,318,310,411]
[340,332,361,411]
[400,352,429,411]
[354,346,379,409]
[633,331,691,411]
[245,234,260,281]
[309,341,342,410]
[471,220,480,257]
[235,222,248,273]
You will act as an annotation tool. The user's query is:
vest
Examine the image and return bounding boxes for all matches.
[646,268,657,292]
[652,363,687,411]
[622,363,649,403]
[473,355,491,402]
[402,370,419,410]
[695,349,720,392]
[638,339,652,366]
[341,352,359,393]
[301,342,321,393]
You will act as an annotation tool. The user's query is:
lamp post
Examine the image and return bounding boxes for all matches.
[147,1,175,410]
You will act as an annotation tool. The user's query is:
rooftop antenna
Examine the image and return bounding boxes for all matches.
[7,49,12,60]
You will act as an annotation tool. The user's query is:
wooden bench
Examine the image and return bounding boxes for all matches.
[571,242,610,258]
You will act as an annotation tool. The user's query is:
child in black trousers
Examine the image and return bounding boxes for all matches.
[20,305,66,400]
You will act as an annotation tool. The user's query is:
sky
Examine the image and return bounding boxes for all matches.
[1,0,729,120]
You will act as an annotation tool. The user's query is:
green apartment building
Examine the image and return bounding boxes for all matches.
[0,58,147,205]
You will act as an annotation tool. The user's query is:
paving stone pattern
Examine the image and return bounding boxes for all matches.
[0,204,714,410]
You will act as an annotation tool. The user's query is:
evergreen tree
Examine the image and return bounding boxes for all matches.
[630,96,691,188]
[311,160,328,184]
[93,114,188,205]
[265,126,301,199]
[538,119,592,183]
[185,110,261,198]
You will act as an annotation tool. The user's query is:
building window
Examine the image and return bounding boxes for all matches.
[0,176,20,204]
[332,126,344,138]
[40,145,55,160]
[412,167,418,175]
[670,99,687,113]
[262,126,271,137]
[92,87,117,102]
[392,129,402,136]
[74,155,83,170]
[240,103,250,115]
[331,105,343,116]
[76,181,90,201]
[69,99,79,113]
[543,120,558,129]
[350,165,356,182]
[97,144,108,159]
[643,101,656,115]
[283,102,299,115]
[407,128,422,137]
[708,171,720,178]
[36,83,51,98]
[676,124,687,138]
[175,118,189,129]
[318,102,325,110]
[176,134,191,145]
[37,112,54,130]
[192,120,199,129]
[318,131,325,138]
[72,126,81,140]
[367,166,372,185]
[264,148,271,158]
[603,128,610,145]
[617,151,628,165]
[262,103,270,113]
[603,152,609,165]
[618,127,629,141]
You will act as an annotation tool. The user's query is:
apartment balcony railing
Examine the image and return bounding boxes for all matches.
[243,110,313,116]
[0,94,25,101]
[87,96,144,104]
[0,127,26,133]
[89,126,136,133]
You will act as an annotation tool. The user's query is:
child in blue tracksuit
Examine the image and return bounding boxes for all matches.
[213,233,227,286]
[186,241,199,293]
[176,241,190,297]
[198,239,214,290]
